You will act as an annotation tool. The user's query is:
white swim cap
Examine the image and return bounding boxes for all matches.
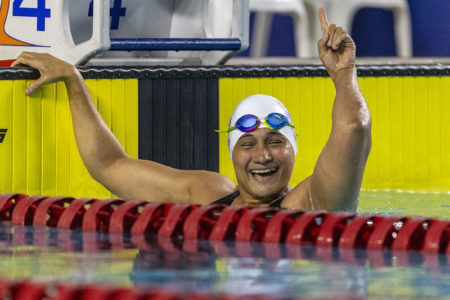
[227,94,297,159]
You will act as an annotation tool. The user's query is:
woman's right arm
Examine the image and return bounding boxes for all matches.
[12,52,235,203]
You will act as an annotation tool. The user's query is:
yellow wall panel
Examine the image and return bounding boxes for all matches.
[244,78,260,98]
[41,82,57,196]
[403,77,417,190]
[124,80,139,159]
[55,81,71,197]
[0,81,13,193]
[388,77,404,190]
[12,81,28,193]
[440,77,450,189]
[219,76,450,192]
[427,78,441,190]
[27,82,42,194]
[415,78,429,189]
[375,77,391,188]
[0,79,139,198]
[259,77,273,95]
[295,77,313,183]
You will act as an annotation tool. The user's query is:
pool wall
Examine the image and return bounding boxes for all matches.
[218,69,450,193]
[0,65,449,198]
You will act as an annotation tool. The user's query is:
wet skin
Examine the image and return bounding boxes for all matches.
[232,128,295,206]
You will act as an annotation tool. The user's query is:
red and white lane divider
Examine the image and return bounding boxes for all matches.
[5,281,360,300]
[0,193,448,253]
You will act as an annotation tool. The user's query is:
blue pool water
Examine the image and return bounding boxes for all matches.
[0,222,448,299]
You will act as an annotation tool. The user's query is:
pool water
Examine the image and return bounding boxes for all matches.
[359,190,450,219]
[0,220,448,299]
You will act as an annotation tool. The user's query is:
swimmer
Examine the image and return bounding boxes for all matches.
[12,8,371,211]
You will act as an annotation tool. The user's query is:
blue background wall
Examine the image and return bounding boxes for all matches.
[242,0,450,57]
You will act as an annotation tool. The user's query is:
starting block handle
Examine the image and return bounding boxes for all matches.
[107,0,248,54]
[109,38,242,51]
[64,0,110,65]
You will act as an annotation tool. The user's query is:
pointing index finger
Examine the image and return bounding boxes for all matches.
[319,7,329,35]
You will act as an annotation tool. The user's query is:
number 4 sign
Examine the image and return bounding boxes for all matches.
[0,0,50,47]
[12,0,51,31]
[89,0,126,30]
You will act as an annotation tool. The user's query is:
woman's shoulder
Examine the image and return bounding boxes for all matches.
[282,176,313,210]
[186,170,237,205]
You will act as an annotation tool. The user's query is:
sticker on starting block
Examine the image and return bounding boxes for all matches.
[1,0,51,47]
[0,129,6,143]
[0,0,110,65]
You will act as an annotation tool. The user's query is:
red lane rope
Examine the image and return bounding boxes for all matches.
[0,193,448,253]
[57,198,97,230]
[183,204,226,239]
[33,197,74,227]
[0,281,369,300]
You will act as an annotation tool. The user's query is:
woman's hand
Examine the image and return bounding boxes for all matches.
[11,52,80,96]
[317,8,356,82]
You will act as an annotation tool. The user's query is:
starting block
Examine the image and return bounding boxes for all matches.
[0,0,249,66]
[0,0,109,66]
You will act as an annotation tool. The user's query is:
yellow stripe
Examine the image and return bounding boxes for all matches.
[415,78,427,190]
[388,77,404,190]
[286,77,302,184]
[403,77,417,190]
[27,81,42,194]
[427,77,441,190]
[0,79,139,198]
[55,81,71,196]
[12,81,28,193]
[41,82,57,196]
[219,76,450,192]
[296,77,313,182]
[440,76,450,189]
[376,77,390,188]
[124,79,139,159]
[0,81,12,193]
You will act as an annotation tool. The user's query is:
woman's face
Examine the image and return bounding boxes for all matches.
[232,128,295,202]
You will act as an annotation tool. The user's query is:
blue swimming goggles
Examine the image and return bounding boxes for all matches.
[216,112,295,133]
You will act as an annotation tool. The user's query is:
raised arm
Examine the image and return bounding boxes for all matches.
[307,9,371,211]
[12,52,235,203]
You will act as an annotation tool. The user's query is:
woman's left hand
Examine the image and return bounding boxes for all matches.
[317,8,356,82]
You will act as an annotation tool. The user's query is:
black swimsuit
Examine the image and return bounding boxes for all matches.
[211,191,284,208]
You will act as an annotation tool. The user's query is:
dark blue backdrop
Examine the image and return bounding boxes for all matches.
[241,0,450,57]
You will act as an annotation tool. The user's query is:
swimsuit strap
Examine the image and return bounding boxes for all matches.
[211,190,284,208]
[210,190,240,205]
[268,197,283,208]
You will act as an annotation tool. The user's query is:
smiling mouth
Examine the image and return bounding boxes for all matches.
[250,167,278,181]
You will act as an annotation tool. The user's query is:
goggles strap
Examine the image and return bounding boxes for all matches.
[215,126,236,133]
